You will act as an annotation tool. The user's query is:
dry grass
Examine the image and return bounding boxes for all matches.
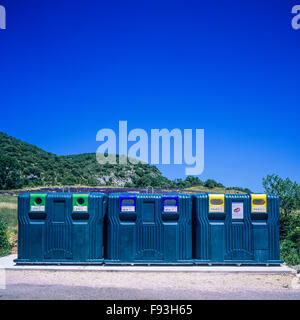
[0,202,17,209]
[9,231,18,254]
[184,186,245,194]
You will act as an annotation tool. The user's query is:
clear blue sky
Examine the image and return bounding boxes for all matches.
[0,0,299,192]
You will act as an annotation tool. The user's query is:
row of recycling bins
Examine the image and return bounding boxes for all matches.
[15,192,282,265]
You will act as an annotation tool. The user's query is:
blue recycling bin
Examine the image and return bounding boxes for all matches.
[15,192,107,264]
[104,193,193,264]
[192,193,282,265]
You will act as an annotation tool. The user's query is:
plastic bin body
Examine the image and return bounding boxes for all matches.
[192,193,282,265]
[105,193,192,264]
[15,192,107,264]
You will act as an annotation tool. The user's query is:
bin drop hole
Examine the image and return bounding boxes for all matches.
[253,199,265,205]
[35,198,42,205]
[210,199,223,205]
[77,198,85,205]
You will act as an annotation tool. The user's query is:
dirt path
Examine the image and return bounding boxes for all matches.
[1,270,299,300]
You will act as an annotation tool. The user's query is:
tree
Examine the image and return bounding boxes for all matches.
[184,176,203,187]
[263,174,300,216]
[0,155,23,190]
[136,175,151,187]
[204,179,218,189]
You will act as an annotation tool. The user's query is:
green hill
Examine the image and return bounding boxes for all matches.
[0,132,172,189]
[0,131,251,192]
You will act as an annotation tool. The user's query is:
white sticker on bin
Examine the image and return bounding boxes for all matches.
[31,206,45,212]
[232,202,244,219]
[252,206,266,213]
[164,206,178,213]
[121,205,135,212]
[209,206,224,213]
[73,206,88,212]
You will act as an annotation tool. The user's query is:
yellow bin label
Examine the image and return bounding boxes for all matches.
[251,194,267,213]
[209,194,225,213]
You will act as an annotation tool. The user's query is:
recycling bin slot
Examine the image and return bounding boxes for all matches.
[71,213,89,220]
[28,212,46,220]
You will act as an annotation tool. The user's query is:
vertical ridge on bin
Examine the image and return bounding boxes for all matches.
[195,194,210,261]
[89,194,96,260]
[225,194,253,261]
[267,194,280,262]
[45,194,71,260]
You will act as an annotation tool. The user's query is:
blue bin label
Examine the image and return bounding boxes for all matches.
[120,196,136,213]
[163,196,178,213]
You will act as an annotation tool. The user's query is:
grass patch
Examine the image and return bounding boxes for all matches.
[0,202,17,209]
[0,195,18,256]
[184,186,245,194]
[0,195,18,231]
[0,195,18,204]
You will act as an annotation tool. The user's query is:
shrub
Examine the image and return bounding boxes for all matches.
[279,212,300,266]
[263,174,300,216]
[0,216,10,256]
[136,175,152,187]
[124,182,134,188]
[280,239,300,266]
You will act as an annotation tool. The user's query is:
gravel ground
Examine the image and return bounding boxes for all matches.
[0,270,299,300]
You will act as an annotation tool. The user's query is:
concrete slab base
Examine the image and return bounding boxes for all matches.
[0,254,296,274]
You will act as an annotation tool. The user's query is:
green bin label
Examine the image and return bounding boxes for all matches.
[72,194,89,212]
[30,194,46,212]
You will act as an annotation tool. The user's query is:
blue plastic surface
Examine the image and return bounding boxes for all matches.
[15,192,107,264]
[104,193,193,264]
[192,194,282,265]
